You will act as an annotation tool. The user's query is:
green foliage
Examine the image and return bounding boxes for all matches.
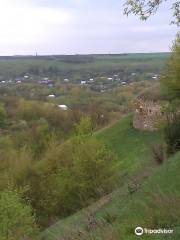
[124,0,180,26]
[0,104,7,128]
[75,116,93,136]
[164,113,180,155]
[0,53,174,238]
[0,189,37,240]
[24,137,116,226]
[160,34,180,155]
[41,149,180,240]
[29,118,51,159]
[40,115,164,240]
[0,53,169,79]
[161,33,180,100]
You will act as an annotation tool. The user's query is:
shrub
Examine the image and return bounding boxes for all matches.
[164,113,180,155]
[0,189,37,240]
[25,137,116,226]
[0,104,7,128]
[151,144,166,165]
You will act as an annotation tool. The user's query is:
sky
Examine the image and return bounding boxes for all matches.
[0,0,178,55]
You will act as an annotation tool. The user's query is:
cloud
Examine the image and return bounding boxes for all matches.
[0,1,71,44]
[0,0,178,55]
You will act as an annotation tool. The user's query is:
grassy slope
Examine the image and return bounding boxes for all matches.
[40,115,165,240]
[78,151,180,240]
[99,151,180,240]
[96,114,161,175]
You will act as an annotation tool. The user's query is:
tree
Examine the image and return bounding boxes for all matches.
[25,137,116,225]
[124,0,180,26]
[160,34,180,155]
[75,116,93,136]
[0,190,37,240]
[0,105,7,128]
[161,33,180,101]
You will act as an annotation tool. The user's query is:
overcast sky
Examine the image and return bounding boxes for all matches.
[0,0,178,55]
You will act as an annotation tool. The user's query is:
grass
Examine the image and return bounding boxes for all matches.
[102,151,180,240]
[96,114,162,174]
[40,151,180,240]
[39,114,166,240]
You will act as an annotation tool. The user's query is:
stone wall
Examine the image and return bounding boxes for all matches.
[133,98,162,131]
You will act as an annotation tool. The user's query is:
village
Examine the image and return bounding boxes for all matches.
[0,71,159,92]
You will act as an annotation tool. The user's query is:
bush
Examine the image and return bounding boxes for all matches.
[25,137,116,226]
[151,144,166,165]
[164,113,180,155]
[0,189,37,240]
[0,105,7,128]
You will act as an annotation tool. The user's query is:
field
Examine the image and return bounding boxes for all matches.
[0,53,170,79]
[39,114,179,240]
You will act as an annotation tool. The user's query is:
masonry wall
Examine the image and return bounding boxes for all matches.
[133,99,162,131]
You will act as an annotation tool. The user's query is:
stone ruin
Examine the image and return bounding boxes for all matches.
[133,98,163,131]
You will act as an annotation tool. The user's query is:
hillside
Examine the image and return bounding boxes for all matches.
[96,114,162,175]
[39,114,180,240]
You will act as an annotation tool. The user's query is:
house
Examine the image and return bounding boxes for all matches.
[100,89,105,93]
[48,94,55,98]
[40,78,54,86]
[58,105,68,110]
[15,77,23,83]
[121,81,127,85]
[152,75,158,79]
[81,80,86,85]
[64,79,69,82]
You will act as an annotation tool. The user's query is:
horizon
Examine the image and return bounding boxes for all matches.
[0,51,171,57]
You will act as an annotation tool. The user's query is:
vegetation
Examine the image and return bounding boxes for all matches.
[164,112,180,155]
[0,111,117,227]
[124,0,180,26]
[40,114,163,239]
[0,48,179,239]
[161,33,180,101]
[96,114,162,173]
[40,115,180,240]
[161,34,180,155]
[38,36,180,240]
[0,190,37,240]
[0,53,169,80]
